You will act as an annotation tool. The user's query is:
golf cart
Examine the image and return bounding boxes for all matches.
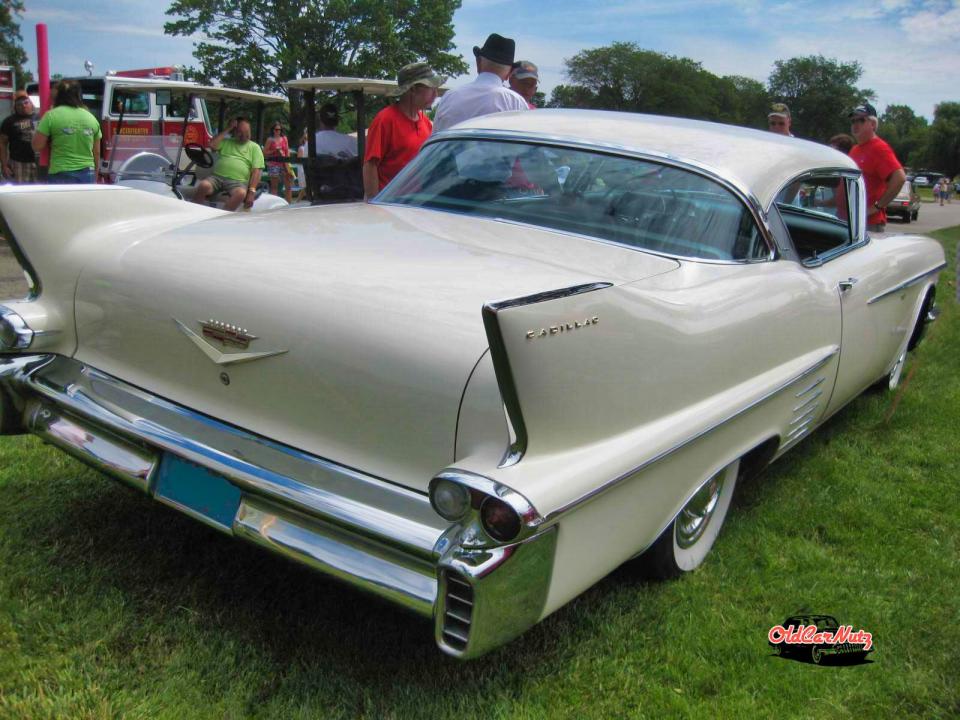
[104,80,289,212]
[283,77,404,204]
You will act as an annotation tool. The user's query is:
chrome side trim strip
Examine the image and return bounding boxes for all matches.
[544,347,840,521]
[793,390,823,413]
[784,426,810,444]
[795,376,825,398]
[867,263,947,305]
[482,282,612,468]
[789,407,819,427]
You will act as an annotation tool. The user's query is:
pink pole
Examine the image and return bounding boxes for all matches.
[36,24,50,112]
[36,23,50,168]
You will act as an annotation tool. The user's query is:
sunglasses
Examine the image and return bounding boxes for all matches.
[851,117,868,124]
[768,120,786,126]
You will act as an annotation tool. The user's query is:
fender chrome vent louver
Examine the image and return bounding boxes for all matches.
[783,376,826,450]
[441,573,474,652]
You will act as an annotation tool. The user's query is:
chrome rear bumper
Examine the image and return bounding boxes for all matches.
[0,354,556,658]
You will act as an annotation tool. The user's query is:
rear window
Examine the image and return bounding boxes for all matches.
[377,139,769,262]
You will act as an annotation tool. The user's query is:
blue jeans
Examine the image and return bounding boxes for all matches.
[47,168,95,184]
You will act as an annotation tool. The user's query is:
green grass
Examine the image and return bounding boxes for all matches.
[2,229,959,719]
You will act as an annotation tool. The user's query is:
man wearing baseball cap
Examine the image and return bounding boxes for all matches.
[510,61,539,109]
[433,33,529,132]
[363,61,444,199]
[848,102,905,233]
[767,103,793,136]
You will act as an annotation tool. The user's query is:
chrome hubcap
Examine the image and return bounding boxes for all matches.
[675,470,724,549]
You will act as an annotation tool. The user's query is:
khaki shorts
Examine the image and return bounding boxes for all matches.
[10,160,39,183]
[206,174,247,195]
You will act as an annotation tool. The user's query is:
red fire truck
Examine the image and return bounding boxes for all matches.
[28,67,213,174]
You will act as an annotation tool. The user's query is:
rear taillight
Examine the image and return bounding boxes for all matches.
[480,496,521,542]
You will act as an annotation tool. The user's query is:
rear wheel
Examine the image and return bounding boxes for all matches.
[811,647,825,664]
[642,459,739,578]
[903,213,911,224]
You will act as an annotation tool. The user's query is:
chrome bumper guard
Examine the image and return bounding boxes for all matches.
[0,355,555,658]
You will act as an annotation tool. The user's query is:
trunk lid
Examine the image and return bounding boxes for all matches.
[74,203,677,490]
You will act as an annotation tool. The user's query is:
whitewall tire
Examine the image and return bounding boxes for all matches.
[642,458,739,578]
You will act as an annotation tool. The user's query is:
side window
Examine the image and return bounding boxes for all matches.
[164,93,194,120]
[775,175,855,263]
[111,88,149,116]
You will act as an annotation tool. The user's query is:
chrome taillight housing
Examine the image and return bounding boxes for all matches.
[0,305,33,350]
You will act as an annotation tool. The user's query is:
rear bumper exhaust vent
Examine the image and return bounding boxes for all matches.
[440,572,474,652]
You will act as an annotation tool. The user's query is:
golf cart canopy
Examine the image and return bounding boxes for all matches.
[115,80,286,105]
[283,77,401,97]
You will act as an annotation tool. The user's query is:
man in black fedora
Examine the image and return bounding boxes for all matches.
[433,33,529,132]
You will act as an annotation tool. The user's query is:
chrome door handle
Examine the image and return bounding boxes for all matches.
[839,277,858,292]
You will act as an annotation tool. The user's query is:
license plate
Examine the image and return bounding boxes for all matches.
[154,454,242,532]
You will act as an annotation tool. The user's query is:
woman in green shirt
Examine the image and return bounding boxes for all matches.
[32,80,102,184]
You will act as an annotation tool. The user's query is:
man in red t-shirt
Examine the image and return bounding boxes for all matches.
[848,102,905,233]
[363,62,444,199]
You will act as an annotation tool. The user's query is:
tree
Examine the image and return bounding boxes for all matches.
[922,102,960,177]
[165,0,468,136]
[722,75,770,130]
[767,55,874,142]
[0,0,31,87]
[879,104,928,168]
[548,42,757,124]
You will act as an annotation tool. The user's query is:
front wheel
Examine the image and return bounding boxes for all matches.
[811,646,825,664]
[641,459,739,579]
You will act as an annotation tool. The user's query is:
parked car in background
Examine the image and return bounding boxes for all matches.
[0,110,945,659]
[886,179,921,222]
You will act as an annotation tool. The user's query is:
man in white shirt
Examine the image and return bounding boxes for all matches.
[314,103,357,157]
[432,33,529,132]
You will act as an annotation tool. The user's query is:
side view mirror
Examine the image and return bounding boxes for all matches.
[155,90,172,107]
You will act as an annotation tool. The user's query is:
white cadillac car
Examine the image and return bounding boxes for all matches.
[0,111,945,658]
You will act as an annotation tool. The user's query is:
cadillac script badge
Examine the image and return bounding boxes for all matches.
[526,316,599,339]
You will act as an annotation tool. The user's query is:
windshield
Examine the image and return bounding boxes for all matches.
[377,139,768,262]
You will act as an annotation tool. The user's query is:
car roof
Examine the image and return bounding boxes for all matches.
[442,109,860,211]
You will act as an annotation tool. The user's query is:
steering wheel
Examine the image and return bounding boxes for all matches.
[184,143,215,169]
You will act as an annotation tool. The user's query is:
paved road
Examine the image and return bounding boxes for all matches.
[883,198,960,236]
[4,198,960,303]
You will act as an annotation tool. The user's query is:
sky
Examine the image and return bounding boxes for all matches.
[15,0,960,121]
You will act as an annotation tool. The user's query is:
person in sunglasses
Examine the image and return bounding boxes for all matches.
[767,103,793,137]
[848,102,905,233]
[264,122,292,203]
